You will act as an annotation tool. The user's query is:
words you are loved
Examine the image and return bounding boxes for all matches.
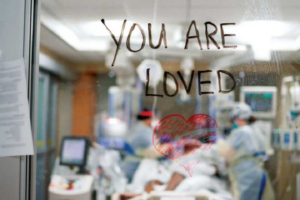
[102,19,238,97]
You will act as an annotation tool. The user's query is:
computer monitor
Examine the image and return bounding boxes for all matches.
[60,137,89,172]
[240,86,277,118]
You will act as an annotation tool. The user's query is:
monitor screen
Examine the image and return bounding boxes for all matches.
[240,86,277,118]
[244,92,273,112]
[60,137,89,167]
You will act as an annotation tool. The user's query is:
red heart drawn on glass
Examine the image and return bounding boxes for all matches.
[152,114,218,176]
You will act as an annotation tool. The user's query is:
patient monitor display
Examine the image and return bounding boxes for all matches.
[60,137,89,168]
[240,86,277,118]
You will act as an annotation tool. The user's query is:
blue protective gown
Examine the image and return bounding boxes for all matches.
[122,122,153,182]
[227,125,267,200]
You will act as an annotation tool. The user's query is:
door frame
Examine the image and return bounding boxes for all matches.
[21,0,41,200]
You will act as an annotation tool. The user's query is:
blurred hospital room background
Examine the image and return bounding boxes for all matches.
[35,0,300,200]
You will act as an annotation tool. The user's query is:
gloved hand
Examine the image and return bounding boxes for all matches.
[136,146,162,159]
[216,139,235,160]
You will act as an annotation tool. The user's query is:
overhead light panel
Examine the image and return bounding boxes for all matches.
[238,20,292,61]
[238,20,291,38]
[80,20,139,37]
[41,10,109,51]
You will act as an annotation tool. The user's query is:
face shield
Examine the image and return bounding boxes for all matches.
[229,102,253,130]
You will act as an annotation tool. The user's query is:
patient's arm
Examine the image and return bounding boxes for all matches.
[119,193,142,200]
[144,180,163,193]
[165,172,185,191]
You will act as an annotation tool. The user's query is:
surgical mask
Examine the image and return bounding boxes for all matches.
[233,122,239,129]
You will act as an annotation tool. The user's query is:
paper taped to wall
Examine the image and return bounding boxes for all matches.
[0,58,34,157]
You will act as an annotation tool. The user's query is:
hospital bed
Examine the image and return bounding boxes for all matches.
[111,190,233,200]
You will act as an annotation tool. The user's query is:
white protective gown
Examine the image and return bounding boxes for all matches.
[217,125,275,200]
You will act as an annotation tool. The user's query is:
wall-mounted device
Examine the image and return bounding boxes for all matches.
[240,86,277,118]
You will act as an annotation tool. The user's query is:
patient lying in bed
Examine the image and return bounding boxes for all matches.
[126,144,229,196]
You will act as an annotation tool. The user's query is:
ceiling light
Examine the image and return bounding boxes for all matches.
[239,20,291,38]
[81,20,138,37]
[77,39,109,51]
[252,36,271,61]
[41,10,109,51]
[270,39,299,51]
[238,21,291,61]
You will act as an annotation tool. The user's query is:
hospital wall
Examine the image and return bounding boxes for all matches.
[72,73,97,139]
[56,81,73,155]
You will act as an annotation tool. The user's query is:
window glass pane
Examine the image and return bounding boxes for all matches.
[36,1,300,200]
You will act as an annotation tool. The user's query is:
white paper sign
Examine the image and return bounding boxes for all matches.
[0,59,34,157]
